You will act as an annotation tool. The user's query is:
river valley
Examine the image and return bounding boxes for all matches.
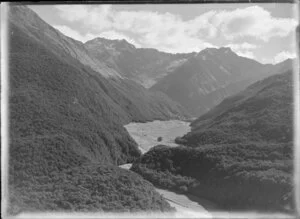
[120,120,218,217]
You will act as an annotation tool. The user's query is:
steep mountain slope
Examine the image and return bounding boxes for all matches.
[11,6,121,78]
[7,5,175,214]
[10,5,189,122]
[132,71,294,212]
[151,47,293,116]
[85,38,192,88]
[182,71,293,146]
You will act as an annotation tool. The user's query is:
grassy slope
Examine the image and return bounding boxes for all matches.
[8,17,172,213]
[132,71,294,212]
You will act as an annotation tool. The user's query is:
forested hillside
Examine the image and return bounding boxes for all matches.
[132,143,293,211]
[7,5,175,214]
[181,71,293,146]
[132,71,294,212]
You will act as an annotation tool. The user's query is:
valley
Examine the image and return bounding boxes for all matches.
[120,120,218,216]
[4,3,297,217]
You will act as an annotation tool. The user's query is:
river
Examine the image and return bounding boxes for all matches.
[119,120,218,218]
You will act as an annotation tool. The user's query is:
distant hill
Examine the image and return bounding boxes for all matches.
[151,47,293,116]
[7,5,178,213]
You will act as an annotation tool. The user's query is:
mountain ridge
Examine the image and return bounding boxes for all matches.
[7,5,187,213]
[151,48,293,116]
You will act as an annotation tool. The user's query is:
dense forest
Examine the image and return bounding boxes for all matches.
[178,71,293,145]
[132,143,294,212]
[132,71,295,212]
[9,164,173,213]
[7,5,179,214]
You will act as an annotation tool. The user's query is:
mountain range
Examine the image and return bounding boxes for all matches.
[6,4,296,215]
[151,49,293,115]
[81,31,293,117]
[84,37,192,88]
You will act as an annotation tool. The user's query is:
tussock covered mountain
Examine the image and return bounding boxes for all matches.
[7,5,177,214]
[132,70,294,212]
[151,47,293,116]
[85,38,192,88]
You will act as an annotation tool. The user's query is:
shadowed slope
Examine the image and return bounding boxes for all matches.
[183,71,293,146]
[8,5,174,214]
[151,48,293,116]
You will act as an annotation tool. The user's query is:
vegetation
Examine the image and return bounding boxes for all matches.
[8,165,173,214]
[132,143,294,212]
[184,71,293,146]
[150,47,292,116]
[7,6,178,214]
[132,71,295,213]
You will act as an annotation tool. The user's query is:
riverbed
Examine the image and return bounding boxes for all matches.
[120,120,218,217]
[124,120,191,154]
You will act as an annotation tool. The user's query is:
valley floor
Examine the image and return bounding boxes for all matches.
[124,120,191,154]
[121,120,218,217]
[119,163,216,218]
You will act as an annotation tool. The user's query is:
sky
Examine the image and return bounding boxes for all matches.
[28,3,299,64]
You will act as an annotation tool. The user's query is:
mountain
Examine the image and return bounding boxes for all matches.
[181,70,293,145]
[10,5,121,79]
[151,47,293,116]
[85,32,293,118]
[10,6,189,122]
[132,71,294,212]
[84,38,193,88]
[7,5,179,214]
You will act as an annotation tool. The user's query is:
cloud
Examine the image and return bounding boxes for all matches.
[54,25,97,42]
[54,5,216,53]
[99,30,141,47]
[234,50,255,59]
[54,5,297,53]
[55,5,89,22]
[225,43,258,59]
[212,6,298,41]
[226,43,258,50]
[55,5,112,31]
[54,25,140,48]
[267,51,296,64]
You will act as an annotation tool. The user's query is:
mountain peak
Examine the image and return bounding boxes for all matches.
[199,47,234,55]
[85,37,136,50]
[218,47,233,53]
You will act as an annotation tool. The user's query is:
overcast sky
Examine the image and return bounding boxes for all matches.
[29,3,298,64]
